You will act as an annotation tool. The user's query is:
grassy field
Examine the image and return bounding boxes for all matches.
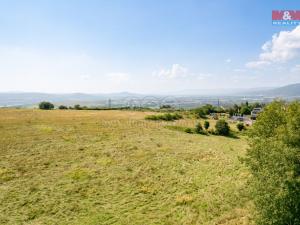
[0,109,252,225]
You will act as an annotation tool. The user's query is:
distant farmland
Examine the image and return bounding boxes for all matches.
[0,92,288,109]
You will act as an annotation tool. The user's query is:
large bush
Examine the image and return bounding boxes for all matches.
[245,101,300,225]
[215,119,230,136]
[39,102,54,110]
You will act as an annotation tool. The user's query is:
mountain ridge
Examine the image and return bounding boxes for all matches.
[0,83,299,107]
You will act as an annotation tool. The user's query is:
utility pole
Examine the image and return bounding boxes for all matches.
[108,99,111,108]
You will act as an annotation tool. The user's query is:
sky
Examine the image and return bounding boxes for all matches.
[0,0,300,93]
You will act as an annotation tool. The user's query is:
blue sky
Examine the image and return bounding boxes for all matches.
[0,0,300,93]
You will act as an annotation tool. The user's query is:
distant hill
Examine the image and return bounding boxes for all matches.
[241,83,300,97]
[162,84,300,97]
[0,92,142,107]
[1,83,299,107]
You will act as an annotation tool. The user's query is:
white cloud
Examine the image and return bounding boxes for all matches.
[225,58,232,63]
[153,64,214,82]
[245,61,271,69]
[246,25,300,68]
[154,64,188,79]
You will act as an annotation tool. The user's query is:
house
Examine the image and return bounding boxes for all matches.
[231,115,245,122]
[251,108,262,120]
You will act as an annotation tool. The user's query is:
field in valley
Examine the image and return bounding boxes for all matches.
[0,109,252,225]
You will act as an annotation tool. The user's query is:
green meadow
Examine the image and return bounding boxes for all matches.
[0,109,252,225]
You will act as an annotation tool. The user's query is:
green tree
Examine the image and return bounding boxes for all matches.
[194,104,217,118]
[215,119,230,136]
[240,106,251,115]
[39,101,54,110]
[202,104,215,115]
[58,105,68,110]
[245,101,300,225]
[195,108,206,118]
[228,107,235,117]
[204,121,210,130]
[233,104,240,114]
[160,104,172,109]
[74,104,82,110]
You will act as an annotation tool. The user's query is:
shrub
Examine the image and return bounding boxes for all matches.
[145,113,182,121]
[173,113,183,120]
[244,101,300,224]
[162,113,173,121]
[204,121,210,130]
[184,128,193,133]
[58,105,68,110]
[39,101,54,110]
[195,122,203,134]
[215,119,230,136]
[145,115,159,120]
[165,125,187,132]
[236,122,245,131]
